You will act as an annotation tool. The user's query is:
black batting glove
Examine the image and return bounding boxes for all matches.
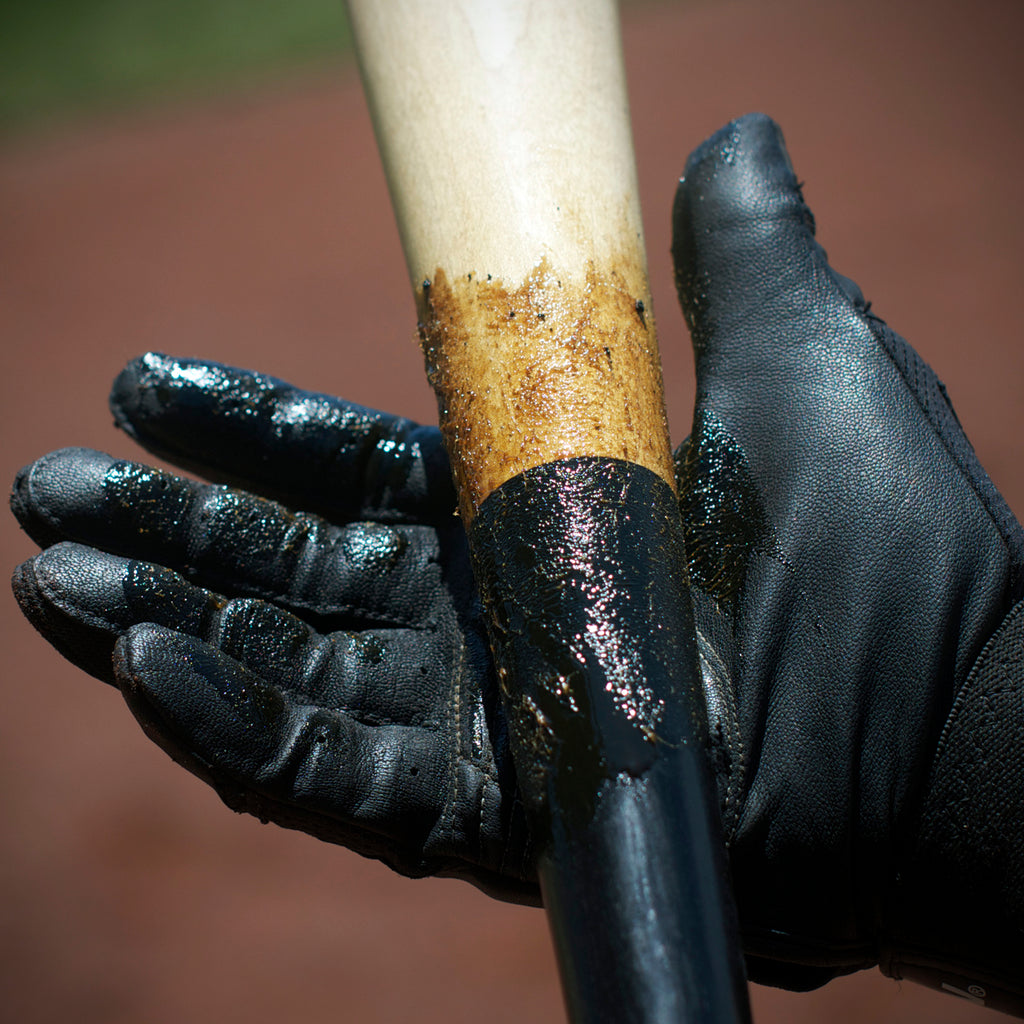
[11,360,534,904]
[674,114,1024,1011]
[11,114,1024,1014]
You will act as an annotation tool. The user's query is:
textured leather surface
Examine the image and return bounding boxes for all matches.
[882,598,1024,1014]
[673,115,1024,993]
[11,435,535,904]
[11,114,1024,1004]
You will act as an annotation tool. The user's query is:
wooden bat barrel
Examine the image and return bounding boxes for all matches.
[345,2,751,1020]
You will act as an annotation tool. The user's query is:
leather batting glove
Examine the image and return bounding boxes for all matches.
[11,114,1023,1014]
[673,114,1023,1012]
[11,362,535,904]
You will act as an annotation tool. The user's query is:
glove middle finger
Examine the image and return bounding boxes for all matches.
[15,541,453,730]
[12,447,449,629]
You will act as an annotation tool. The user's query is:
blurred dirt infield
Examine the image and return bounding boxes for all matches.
[2,0,1022,1021]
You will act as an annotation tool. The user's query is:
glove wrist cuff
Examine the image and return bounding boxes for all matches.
[883,598,1024,1016]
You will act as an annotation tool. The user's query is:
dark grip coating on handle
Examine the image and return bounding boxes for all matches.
[470,457,750,1023]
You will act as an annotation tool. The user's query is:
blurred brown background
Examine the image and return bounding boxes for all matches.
[2,0,1022,1020]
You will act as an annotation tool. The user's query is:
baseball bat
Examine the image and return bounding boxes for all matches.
[345,2,751,1021]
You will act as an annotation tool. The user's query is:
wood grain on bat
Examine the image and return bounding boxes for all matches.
[419,260,672,521]
[347,0,675,518]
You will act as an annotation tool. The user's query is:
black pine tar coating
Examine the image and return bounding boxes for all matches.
[469,457,748,1022]
[469,458,709,835]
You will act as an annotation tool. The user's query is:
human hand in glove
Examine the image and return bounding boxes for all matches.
[12,114,1024,1015]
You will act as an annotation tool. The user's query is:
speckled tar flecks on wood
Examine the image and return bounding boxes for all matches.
[418,258,675,522]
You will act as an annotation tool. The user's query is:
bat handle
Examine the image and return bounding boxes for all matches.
[471,461,750,1023]
[546,757,749,1021]
[346,2,751,1020]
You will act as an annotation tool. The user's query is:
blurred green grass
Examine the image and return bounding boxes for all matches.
[1,0,353,135]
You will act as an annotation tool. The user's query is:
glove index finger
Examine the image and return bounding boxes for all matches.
[110,353,456,525]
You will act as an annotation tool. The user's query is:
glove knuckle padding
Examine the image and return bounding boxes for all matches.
[14,354,539,906]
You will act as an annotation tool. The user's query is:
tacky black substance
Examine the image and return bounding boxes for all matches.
[111,353,454,525]
[470,458,703,831]
[678,408,769,609]
[470,458,750,1023]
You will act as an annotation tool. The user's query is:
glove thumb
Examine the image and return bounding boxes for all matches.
[671,113,866,380]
